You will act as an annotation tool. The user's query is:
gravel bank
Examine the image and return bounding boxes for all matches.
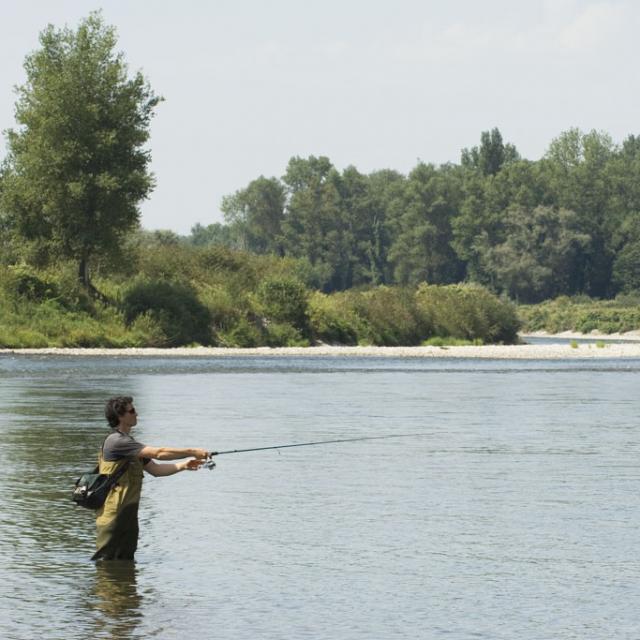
[2,342,640,359]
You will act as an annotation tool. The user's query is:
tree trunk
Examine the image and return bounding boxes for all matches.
[78,256,90,289]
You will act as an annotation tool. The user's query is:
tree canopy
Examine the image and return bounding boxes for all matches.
[1,12,160,290]
[198,128,640,302]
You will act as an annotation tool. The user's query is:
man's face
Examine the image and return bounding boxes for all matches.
[120,403,138,429]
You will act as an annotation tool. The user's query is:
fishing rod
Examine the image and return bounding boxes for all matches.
[201,432,423,470]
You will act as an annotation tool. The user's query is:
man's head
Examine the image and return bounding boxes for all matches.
[105,396,137,430]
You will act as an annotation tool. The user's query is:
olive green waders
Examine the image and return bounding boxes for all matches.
[92,456,145,561]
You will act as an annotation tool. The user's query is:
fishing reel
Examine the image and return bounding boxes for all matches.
[202,456,217,471]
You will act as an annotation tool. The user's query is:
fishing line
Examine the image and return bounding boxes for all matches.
[201,432,424,470]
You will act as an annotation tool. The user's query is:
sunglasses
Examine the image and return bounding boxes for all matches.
[126,407,137,414]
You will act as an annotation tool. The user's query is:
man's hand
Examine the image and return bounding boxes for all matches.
[192,449,210,460]
[180,459,205,471]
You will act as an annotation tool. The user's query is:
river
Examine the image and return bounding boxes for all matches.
[0,354,638,639]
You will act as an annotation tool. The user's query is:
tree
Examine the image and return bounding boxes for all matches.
[1,12,161,291]
[461,128,520,176]
[543,129,616,296]
[388,163,464,286]
[338,167,399,287]
[220,176,285,254]
[281,156,351,291]
[481,205,590,302]
[612,214,640,294]
[188,222,234,247]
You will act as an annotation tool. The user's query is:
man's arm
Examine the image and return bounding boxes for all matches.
[143,459,204,477]
[138,446,209,461]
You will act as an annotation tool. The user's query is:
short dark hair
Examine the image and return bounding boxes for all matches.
[105,396,133,428]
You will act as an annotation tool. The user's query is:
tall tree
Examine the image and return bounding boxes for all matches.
[461,127,520,176]
[281,156,351,290]
[221,176,285,255]
[611,214,640,294]
[1,12,160,290]
[481,205,590,302]
[543,129,616,296]
[388,163,463,285]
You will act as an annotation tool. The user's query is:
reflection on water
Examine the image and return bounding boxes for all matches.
[1,354,639,639]
[90,561,143,639]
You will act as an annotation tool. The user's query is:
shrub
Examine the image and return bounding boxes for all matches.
[255,277,310,336]
[416,283,520,344]
[264,322,309,347]
[218,317,262,347]
[518,296,640,334]
[308,291,360,345]
[355,286,426,346]
[122,279,213,347]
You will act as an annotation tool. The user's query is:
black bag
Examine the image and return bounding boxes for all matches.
[72,460,130,510]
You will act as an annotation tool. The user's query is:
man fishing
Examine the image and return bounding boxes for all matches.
[92,396,210,561]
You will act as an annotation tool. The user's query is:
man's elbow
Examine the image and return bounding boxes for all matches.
[139,446,166,460]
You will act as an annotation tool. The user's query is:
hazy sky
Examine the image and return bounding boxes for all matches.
[1,1,638,234]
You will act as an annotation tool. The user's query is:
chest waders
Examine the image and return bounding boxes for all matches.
[92,456,145,561]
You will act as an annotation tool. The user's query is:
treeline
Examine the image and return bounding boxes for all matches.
[183,128,640,303]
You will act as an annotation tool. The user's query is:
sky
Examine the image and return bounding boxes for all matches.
[1,0,638,234]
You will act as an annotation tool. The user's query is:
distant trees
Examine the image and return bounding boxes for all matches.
[0,12,160,292]
[203,127,640,302]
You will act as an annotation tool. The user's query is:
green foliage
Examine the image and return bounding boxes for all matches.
[353,287,427,346]
[188,222,235,248]
[388,163,463,286]
[307,292,360,345]
[1,12,160,288]
[218,318,262,348]
[2,267,59,302]
[518,296,640,334]
[480,205,590,302]
[221,176,285,254]
[309,283,519,346]
[461,128,520,176]
[264,323,309,347]
[122,279,213,347]
[203,126,640,302]
[0,283,164,348]
[415,283,520,344]
[256,277,309,330]
[0,244,525,347]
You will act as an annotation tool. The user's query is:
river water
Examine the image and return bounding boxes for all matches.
[0,354,638,639]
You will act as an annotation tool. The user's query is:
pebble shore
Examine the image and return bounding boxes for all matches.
[2,332,640,359]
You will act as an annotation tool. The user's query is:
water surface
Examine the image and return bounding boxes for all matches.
[0,354,638,639]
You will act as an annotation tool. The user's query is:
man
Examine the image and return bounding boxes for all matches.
[92,396,210,561]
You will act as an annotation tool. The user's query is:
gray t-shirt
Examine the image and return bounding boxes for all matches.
[103,430,150,465]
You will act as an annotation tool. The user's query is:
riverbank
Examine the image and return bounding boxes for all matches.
[522,330,640,342]
[2,334,640,359]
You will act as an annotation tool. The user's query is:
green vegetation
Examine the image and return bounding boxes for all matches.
[0,13,160,291]
[193,128,640,305]
[0,240,520,348]
[518,295,640,334]
[0,14,639,349]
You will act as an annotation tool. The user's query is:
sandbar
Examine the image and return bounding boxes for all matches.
[2,332,640,360]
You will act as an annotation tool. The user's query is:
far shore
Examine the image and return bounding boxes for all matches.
[1,331,640,359]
